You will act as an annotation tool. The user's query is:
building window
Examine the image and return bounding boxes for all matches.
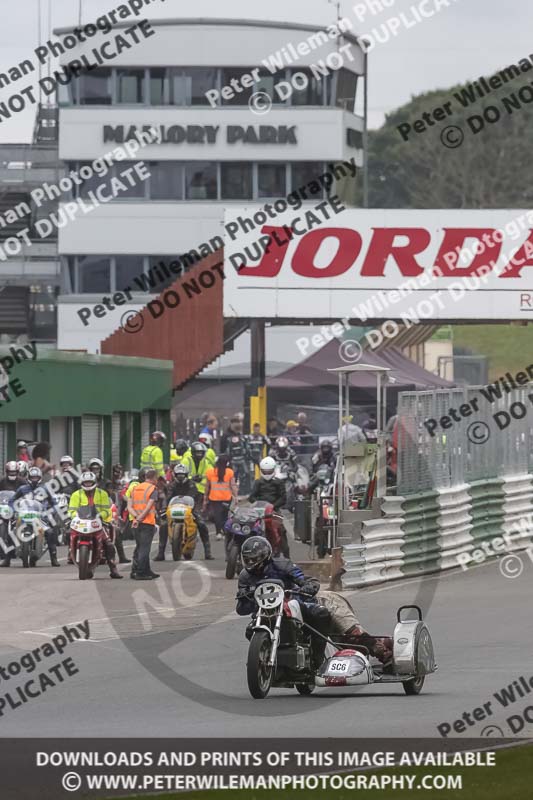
[186,68,218,105]
[78,256,111,293]
[117,68,145,103]
[290,69,325,106]
[336,69,358,112]
[115,162,147,198]
[291,162,325,195]
[221,68,255,105]
[78,68,112,105]
[254,69,288,105]
[115,256,145,293]
[258,163,287,197]
[221,162,253,200]
[76,161,115,199]
[150,67,169,105]
[150,162,184,200]
[185,162,218,200]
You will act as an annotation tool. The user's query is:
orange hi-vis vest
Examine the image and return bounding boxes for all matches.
[206,467,233,501]
[130,481,156,525]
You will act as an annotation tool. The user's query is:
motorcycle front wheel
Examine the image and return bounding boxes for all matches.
[247,631,274,699]
[78,544,91,580]
[171,524,183,561]
[225,541,239,579]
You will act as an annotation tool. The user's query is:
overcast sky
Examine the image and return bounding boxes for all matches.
[0,0,530,142]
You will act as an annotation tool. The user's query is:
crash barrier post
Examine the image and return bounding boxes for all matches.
[338,473,533,588]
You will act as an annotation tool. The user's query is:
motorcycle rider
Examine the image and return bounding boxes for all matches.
[0,461,25,491]
[177,449,214,560]
[58,455,79,496]
[140,431,166,477]
[268,436,299,474]
[248,456,290,557]
[68,471,122,578]
[247,423,270,468]
[236,537,331,667]
[88,458,106,489]
[2,467,61,567]
[311,439,336,474]
[198,432,216,467]
[156,463,211,560]
[16,461,28,482]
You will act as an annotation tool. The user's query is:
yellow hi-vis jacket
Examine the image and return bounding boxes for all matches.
[68,488,112,523]
[183,454,209,494]
[140,444,165,477]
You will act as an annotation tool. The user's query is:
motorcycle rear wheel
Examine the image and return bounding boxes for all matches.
[78,544,91,580]
[225,542,239,579]
[247,631,274,699]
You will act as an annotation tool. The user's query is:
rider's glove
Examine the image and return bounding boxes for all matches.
[192,475,202,483]
[236,588,252,600]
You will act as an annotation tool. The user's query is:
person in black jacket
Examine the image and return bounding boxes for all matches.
[248,456,290,557]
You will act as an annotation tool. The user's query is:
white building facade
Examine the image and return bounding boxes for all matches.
[55,18,366,354]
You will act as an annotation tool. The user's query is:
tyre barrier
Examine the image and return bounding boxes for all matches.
[341,473,533,589]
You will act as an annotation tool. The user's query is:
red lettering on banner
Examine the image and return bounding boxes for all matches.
[292,228,363,278]
[434,229,502,276]
[501,231,533,278]
[237,226,291,277]
[360,228,430,277]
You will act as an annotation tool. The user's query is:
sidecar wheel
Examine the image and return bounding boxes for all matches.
[403,675,425,695]
[295,683,315,695]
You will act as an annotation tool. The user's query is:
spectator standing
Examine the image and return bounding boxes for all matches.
[16,440,30,463]
[203,455,238,542]
[128,468,160,580]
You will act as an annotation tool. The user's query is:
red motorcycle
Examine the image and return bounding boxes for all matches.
[69,506,106,580]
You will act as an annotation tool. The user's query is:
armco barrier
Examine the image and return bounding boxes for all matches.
[340,473,533,589]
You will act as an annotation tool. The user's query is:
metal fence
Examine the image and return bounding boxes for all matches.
[397,384,533,495]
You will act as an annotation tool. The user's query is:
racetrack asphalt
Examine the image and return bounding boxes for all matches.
[1,519,532,739]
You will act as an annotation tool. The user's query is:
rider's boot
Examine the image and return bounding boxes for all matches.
[115,535,131,564]
[50,551,60,567]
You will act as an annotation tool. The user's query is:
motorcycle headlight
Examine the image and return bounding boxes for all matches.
[242,525,250,534]
[0,508,13,520]
[233,523,241,532]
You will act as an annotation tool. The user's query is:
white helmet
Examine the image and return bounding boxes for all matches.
[198,432,213,447]
[80,471,97,492]
[259,456,276,481]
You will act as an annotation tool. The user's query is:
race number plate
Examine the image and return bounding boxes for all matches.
[328,659,349,674]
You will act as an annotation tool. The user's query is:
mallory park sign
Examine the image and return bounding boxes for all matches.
[103,124,298,145]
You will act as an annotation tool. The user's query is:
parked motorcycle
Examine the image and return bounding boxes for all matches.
[0,491,15,559]
[52,493,70,545]
[224,504,271,580]
[275,463,309,512]
[70,505,105,580]
[166,496,198,561]
[15,498,48,568]
[312,463,336,558]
